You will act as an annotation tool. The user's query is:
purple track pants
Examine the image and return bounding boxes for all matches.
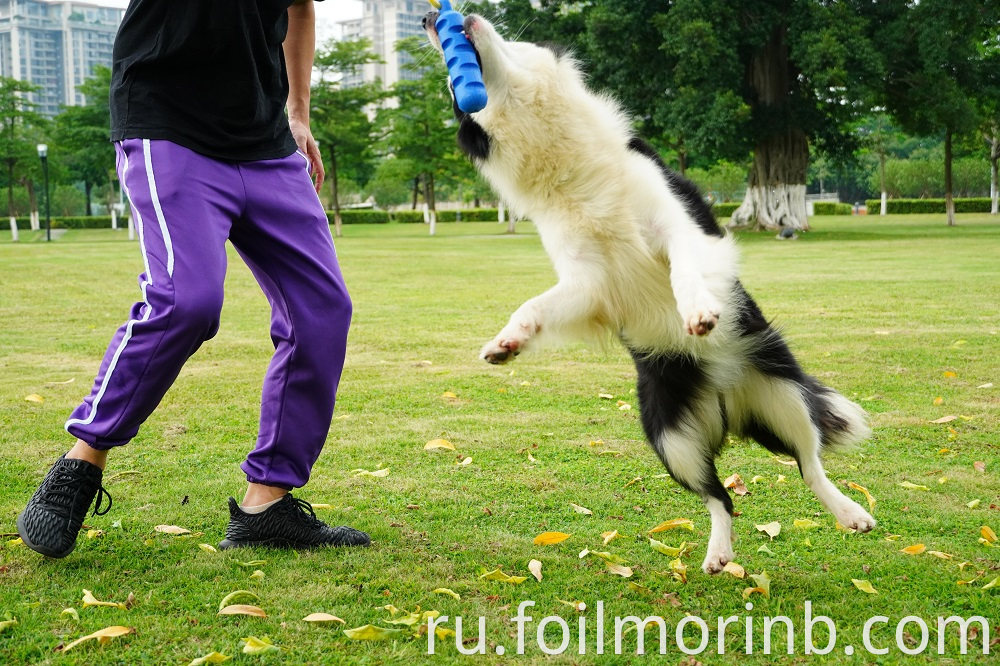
[65,139,351,490]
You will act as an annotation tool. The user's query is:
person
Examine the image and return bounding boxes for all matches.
[16,0,370,557]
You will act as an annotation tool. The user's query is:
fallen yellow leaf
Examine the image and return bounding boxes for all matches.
[852,579,878,594]
[479,569,526,584]
[310,503,335,510]
[648,518,694,534]
[605,562,633,578]
[900,544,926,555]
[899,481,929,491]
[81,589,126,610]
[440,391,458,399]
[756,521,781,540]
[943,371,957,378]
[432,588,461,600]
[218,591,260,611]
[188,651,231,665]
[601,530,620,545]
[24,394,44,403]
[352,468,389,478]
[628,582,653,595]
[218,605,266,618]
[302,613,346,624]
[61,608,79,621]
[154,525,191,535]
[847,482,877,513]
[967,499,981,509]
[0,618,17,633]
[528,560,542,582]
[933,397,944,406]
[793,519,822,530]
[569,503,593,515]
[198,544,217,554]
[241,636,280,654]
[424,439,455,451]
[927,551,953,560]
[343,625,404,641]
[60,625,134,652]
[981,576,999,590]
[723,473,748,496]
[981,526,997,543]
[533,531,571,546]
[722,562,746,579]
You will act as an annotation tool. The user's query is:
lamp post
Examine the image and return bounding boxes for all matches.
[37,143,50,242]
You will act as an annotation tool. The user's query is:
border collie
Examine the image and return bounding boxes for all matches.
[424,13,875,573]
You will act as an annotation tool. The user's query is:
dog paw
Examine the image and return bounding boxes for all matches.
[679,294,722,337]
[701,547,734,575]
[835,502,876,533]
[480,337,522,364]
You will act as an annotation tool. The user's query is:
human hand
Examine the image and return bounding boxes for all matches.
[289,118,325,193]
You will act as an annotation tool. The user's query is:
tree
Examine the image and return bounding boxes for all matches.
[52,65,115,216]
[869,0,999,226]
[375,36,454,235]
[0,77,44,236]
[311,38,384,237]
[856,113,904,215]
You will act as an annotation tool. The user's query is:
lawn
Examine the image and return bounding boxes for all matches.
[0,215,998,664]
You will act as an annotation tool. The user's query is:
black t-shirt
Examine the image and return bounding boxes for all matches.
[110,0,321,161]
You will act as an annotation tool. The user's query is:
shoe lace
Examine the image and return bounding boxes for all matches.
[289,496,322,528]
[41,470,112,518]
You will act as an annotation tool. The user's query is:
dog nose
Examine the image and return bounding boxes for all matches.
[422,11,438,29]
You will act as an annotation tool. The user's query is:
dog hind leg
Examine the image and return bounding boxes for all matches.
[632,350,734,573]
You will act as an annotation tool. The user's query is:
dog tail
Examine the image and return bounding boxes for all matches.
[806,378,872,451]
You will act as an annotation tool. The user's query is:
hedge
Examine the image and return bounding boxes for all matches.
[863,198,993,214]
[50,216,125,229]
[325,210,390,225]
[711,202,740,218]
[812,202,853,215]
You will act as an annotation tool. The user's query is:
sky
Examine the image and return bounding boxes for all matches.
[99,1,364,41]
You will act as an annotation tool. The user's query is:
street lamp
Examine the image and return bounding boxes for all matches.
[37,143,50,242]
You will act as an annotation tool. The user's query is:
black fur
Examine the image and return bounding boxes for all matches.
[626,138,724,238]
[630,349,733,514]
[453,97,491,161]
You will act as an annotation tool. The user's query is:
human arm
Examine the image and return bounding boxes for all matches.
[285,0,324,192]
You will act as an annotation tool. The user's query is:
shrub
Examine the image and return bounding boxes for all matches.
[437,208,501,222]
[862,198,992,214]
[812,202,853,215]
[711,202,740,218]
[50,216,125,229]
[326,210,390,225]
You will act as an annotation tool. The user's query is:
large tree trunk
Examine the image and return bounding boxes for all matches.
[25,178,38,230]
[7,159,18,240]
[329,145,342,238]
[411,176,420,210]
[730,130,809,231]
[85,181,93,217]
[944,128,956,227]
[729,27,809,231]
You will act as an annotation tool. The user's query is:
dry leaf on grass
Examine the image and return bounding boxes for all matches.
[847,482,877,512]
[0,619,17,633]
[479,569,526,584]
[930,415,958,424]
[187,652,231,665]
[154,525,191,535]
[528,560,542,582]
[343,625,404,641]
[432,588,461,600]
[352,468,389,478]
[218,591,260,611]
[648,518,694,534]
[648,538,697,558]
[756,522,781,540]
[927,551,953,560]
[982,526,997,543]
[743,571,771,599]
[723,473,748,496]
[24,394,44,403]
[533,532,571,546]
[61,608,79,621]
[900,544,926,555]
[302,613,346,624]
[424,439,455,451]
[899,481,929,491]
[794,519,822,530]
[59,625,134,652]
[601,530,620,545]
[605,562,633,578]
[981,576,999,590]
[974,461,986,473]
[241,636,280,654]
[569,503,593,515]
[81,589,126,610]
[852,579,878,594]
[218,605,266,618]
[198,544,217,554]
[723,562,746,579]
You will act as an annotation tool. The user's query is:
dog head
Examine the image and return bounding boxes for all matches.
[423,11,577,116]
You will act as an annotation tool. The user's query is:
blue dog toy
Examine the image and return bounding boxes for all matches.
[429,0,488,113]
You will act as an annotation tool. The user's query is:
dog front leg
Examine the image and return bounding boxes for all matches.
[480,281,592,364]
[663,231,723,337]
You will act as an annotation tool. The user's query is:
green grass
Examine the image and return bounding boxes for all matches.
[1,215,998,664]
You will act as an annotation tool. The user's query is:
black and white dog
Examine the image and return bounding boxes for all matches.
[424,13,875,573]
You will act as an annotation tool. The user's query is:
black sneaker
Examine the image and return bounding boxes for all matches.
[16,455,112,558]
[218,493,370,550]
